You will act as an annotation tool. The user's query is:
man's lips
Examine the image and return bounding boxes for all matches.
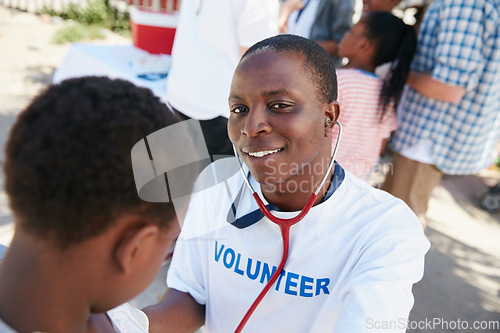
[242,148,283,158]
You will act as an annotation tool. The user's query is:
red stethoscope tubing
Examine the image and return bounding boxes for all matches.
[233,121,342,333]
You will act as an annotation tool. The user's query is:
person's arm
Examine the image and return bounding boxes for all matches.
[332,202,430,332]
[278,0,304,33]
[407,72,466,104]
[314,40,339,57]
[413,2,492,104]
[142,288,205,333]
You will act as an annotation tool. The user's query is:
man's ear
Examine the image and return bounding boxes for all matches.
[113,221,160,275]
[324,101,340,136]
[325,100,340,123]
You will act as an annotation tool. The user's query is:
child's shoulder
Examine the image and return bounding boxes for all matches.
[336,68,382,95]
[337,68,379,80]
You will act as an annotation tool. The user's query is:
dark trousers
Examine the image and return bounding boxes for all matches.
[170,106,234,158]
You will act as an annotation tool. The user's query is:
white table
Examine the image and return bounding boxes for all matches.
[53,43,171,102]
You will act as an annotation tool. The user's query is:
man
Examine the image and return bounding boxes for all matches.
[144,35,429,332]
[382,0,500,227]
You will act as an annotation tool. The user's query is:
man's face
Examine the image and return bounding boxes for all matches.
[362,0,398,14]
[228,50,334,189]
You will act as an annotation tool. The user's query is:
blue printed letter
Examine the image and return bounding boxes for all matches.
[284,272,299,296]
[315,278,330,296]
[247,258,261,280]
[215,241,224,262]
[223,248,235,269]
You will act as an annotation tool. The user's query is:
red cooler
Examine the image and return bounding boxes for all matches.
[130,6,178,55]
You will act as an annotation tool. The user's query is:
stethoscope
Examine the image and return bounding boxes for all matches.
[232,121,343,333]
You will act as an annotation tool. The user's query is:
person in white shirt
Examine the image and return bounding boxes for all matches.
[166,0,279,158]
[143,34,430,333]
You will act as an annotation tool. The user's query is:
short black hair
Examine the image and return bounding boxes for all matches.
[241,34,337,104]
[4,77,181,249]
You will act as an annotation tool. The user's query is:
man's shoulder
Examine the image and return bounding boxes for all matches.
[341,172,418,219]
[193,157,242,195]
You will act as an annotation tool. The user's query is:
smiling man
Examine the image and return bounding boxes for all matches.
[144,35,429,333]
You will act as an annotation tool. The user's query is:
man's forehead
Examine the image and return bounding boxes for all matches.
[239,48,306,70]
[232,49,324,100]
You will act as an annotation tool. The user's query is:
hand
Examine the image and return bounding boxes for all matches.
[278,0,304,33]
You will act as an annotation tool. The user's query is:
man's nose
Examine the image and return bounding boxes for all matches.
[241,107,272,137]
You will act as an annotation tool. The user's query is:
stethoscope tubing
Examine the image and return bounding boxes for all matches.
[232,121,343,332]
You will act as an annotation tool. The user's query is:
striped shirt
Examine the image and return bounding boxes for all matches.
[333,68,397,180]
[391,0,500,174]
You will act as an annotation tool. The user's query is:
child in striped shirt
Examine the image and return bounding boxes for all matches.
[333,11,416,181]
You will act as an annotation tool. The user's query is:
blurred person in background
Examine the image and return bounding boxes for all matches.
[382,0,500,228]
[333,11,417,180]
[278,0,356,67]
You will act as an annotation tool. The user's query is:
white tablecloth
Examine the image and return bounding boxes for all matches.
[53,43,170,102]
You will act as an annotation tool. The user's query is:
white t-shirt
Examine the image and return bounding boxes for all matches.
[107,303,149,333]
[165,0,279,120]
[167,158,430,332]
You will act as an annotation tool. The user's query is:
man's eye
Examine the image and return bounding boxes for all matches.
[270,103,290,110]
[231,106,248,114]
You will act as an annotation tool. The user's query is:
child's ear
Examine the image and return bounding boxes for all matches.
[113,221,160,275]
[359,37,376,56]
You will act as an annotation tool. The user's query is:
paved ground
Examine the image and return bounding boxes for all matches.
[1,5,499,332]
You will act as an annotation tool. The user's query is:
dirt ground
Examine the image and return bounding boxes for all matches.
[1,4,499,332]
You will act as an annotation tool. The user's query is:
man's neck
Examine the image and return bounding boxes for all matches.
[260,165,335,212]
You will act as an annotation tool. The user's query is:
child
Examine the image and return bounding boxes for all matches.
[0,77,196,332]
[334,11,417,180]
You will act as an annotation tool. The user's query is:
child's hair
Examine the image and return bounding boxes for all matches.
[4,77,181,249]
[363,11,417,117]
[242,34,338,104]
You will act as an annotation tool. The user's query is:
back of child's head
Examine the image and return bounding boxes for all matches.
[241,34,338,104]
[363,11,417,112]
[4,77,180,249]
